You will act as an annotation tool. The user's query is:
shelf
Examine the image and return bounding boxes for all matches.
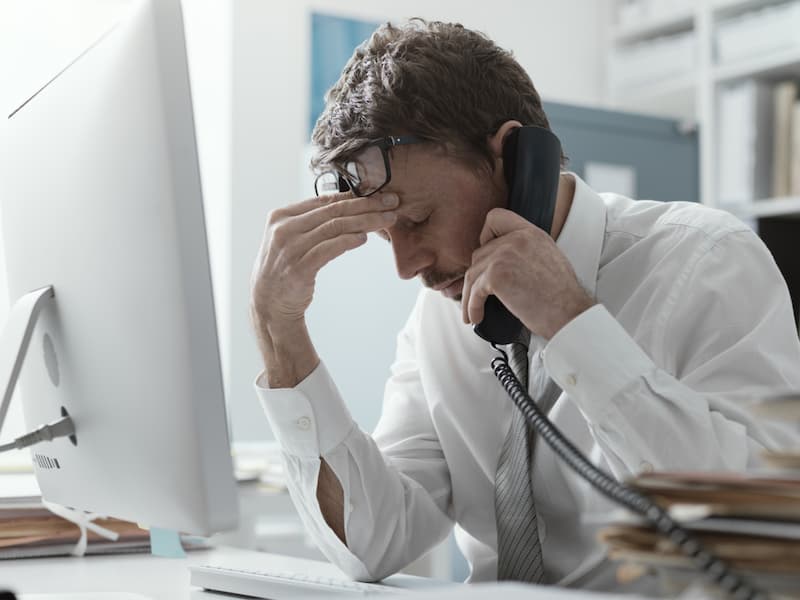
[714,47,800,83]
[613,10,695,45]
[723,196,800,218]
[712,0,791,18]
[610,72,697,121]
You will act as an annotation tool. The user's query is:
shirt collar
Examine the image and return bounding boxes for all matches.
[554,173,606,298]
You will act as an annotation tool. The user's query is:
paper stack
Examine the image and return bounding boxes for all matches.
[0,472,151,559]
[599,472,800,596]
[599,398,800,596]
[0,505,152,559]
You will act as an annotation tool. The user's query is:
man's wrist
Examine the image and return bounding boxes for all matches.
[251,307,319,389]
[545,292,596,340]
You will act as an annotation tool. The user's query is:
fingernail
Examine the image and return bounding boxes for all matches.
[383,211,397,222]
[382,194,399,207]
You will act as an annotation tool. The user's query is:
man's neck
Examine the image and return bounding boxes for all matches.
[550,173,576,241]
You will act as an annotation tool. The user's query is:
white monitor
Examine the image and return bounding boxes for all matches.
[0,0,238,535]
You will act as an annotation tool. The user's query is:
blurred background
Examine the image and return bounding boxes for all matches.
[1,0,799,580]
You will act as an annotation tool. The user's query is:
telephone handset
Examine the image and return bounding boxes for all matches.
[477,129,763,598]
[473,126,562,345]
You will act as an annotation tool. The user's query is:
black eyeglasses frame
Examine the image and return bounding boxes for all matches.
[314,135,426,197]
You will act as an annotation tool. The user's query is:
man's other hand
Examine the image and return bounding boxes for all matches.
[250,191,398,333]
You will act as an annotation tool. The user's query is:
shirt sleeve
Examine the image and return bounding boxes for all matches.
[542,228,800,479]
[255,292,453,581]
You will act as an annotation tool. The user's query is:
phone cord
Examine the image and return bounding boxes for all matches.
[490,344,768,600]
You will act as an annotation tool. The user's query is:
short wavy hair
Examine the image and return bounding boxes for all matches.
[311,19,561,173]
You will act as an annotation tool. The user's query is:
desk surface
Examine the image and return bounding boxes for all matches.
[3,547,303,600]
[1,545,708,600]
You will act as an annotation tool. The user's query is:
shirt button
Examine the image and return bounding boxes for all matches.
[296,416,312,431]
[566,373,577,386]
[639,461,654,473]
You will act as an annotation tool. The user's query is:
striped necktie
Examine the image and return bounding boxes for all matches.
[495,334,562,583]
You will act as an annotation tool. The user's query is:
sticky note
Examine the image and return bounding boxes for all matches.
[149,527,186,558]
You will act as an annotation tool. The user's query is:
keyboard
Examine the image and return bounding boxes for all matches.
[190,563,405,597]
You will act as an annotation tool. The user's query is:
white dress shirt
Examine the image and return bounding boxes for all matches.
[256,175,800,587]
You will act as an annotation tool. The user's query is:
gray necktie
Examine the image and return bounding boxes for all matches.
[495,334,562,583]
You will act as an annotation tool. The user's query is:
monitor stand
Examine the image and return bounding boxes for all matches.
[0,286,185,562]
[0,286,54,438]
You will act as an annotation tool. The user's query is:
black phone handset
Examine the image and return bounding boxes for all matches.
[480,127,764,599]
[473,126,561,345]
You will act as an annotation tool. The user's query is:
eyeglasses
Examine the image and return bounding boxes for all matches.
[314,135,425,198]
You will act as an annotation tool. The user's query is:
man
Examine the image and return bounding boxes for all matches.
[250,20,800,589]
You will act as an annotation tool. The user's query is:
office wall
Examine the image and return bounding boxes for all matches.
[182,0,234,427]
[0,0,612,443]
[227,0,612,441]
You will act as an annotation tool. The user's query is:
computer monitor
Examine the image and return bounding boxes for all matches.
[0,0,238,535]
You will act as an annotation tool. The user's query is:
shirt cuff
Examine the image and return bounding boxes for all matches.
[542,303,656,425]
[254,361,356,458]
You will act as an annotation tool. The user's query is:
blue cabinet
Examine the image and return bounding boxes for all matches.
[545,102,699,203]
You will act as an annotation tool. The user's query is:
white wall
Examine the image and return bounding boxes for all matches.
[0,0,610,444]
[227,0,611,441]
[182,0,234,428]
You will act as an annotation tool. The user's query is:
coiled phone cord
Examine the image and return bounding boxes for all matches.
[490,344,768,600]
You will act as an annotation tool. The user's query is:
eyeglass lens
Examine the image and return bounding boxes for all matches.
[316,144,388,197]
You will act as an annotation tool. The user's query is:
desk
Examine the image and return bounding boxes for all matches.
[3,547,322,600]
[1,545,725,600]
[0,546,648,600]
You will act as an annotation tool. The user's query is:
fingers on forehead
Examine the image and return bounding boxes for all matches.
[282,191,355,217]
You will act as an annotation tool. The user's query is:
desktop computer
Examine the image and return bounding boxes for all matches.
[0,3,430,598]
[0,0,238,537]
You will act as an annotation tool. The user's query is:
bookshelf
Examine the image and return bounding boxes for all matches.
[607,0,800,324]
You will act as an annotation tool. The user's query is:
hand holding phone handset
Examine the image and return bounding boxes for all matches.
[481,126,765,599]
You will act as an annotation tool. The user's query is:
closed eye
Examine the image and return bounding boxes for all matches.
[411,214,431,227]
[375,211,432,242]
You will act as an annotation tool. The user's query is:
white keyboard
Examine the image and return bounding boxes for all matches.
[190,563,405,597]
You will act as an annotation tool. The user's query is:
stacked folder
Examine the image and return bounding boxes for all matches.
[0,503,152,559]
[599,398,800,596]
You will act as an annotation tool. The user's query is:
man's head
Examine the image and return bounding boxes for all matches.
[311,19,558,300]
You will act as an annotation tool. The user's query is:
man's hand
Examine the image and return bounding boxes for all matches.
[461,208,594,340]
[250,190,398,387]
[251,191,398,325]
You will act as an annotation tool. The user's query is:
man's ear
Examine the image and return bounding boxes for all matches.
[487,120,523,159]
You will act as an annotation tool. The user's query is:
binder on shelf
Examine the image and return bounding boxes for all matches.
[717,80,773,207]
[771,81,797,198]
[792,101,800,196]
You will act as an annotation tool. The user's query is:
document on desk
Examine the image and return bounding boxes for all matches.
[0,473,41,507]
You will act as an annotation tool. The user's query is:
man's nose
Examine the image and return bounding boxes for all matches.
[391,236,434,280]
